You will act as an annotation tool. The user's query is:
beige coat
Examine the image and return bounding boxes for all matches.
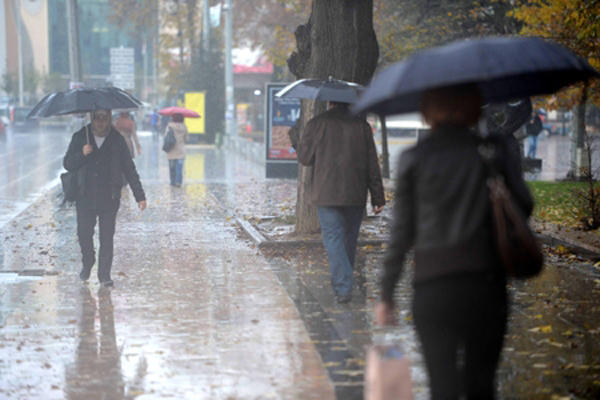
[114,117,140,158]
[165,122,189,160]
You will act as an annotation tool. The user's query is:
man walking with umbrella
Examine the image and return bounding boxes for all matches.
[297,101,385,303]
[63,109,147,287]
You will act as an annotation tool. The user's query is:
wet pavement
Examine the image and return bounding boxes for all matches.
[0,133,334,399]
[0,131,599,399]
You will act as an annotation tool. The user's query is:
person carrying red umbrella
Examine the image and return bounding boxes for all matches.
[159,107,198,187]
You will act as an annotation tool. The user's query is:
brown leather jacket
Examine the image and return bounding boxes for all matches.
[297,106,385,207]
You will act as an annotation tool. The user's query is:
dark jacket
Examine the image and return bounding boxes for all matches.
[63,125,146,206]
[525,115,543,137]
[296,106,385,207]
[381,125,533,303]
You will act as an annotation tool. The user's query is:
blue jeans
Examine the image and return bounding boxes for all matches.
[527,135,538,158]
[317,206,364,296]
[169,159,184,185]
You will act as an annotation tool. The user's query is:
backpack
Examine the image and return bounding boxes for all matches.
[162,127,177,153]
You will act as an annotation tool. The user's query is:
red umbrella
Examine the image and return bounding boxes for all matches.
[158,106,201,118]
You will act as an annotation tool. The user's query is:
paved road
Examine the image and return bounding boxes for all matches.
[0,128,72,229]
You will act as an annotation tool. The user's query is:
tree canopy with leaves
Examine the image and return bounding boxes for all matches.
[373,0,523,67]
[510,0,600,109]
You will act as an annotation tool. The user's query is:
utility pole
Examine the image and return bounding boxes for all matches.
[224,0,236,137]
[16,0,23,106]
[143,38,148,102]
[66,0,83,89]
[203,0,210,55]
[153,5,159,106]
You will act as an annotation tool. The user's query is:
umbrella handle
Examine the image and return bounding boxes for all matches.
[85,115,90,145]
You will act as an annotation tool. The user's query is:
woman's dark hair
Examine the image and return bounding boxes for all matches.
[172,113,184,123]
[329,101,350,108]
[420,83,482,129]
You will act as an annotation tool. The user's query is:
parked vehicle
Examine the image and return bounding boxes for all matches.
[380,113,431,140]
[0,104,10,127]
[11,106,39,132]
[0,117,6,136]
[542,121,570,136]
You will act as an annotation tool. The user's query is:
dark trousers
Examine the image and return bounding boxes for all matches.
[412,275,508,400]
[76,200,120,282]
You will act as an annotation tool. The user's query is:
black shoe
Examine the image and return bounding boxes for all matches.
[100,280,114,288]
[79,268,91,282]
[336,293,352,304]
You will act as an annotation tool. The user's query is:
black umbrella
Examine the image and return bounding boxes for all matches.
[484,98,532,137]
[276,77,365,104]
[353,36,599,116]
[27,87,143,119]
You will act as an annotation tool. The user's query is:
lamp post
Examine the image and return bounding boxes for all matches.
[16,0,24,106]
[203,0,209,55]
[224,0,236,137]
[66,0,82,88]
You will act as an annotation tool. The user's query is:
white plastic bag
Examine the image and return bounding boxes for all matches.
[364,332,413,400]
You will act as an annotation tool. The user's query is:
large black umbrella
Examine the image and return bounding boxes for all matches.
[27,87,143,119]
[353,36,599,116]
[276,77,365,104]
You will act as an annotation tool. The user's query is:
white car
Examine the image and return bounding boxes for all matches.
[0,104,10,126]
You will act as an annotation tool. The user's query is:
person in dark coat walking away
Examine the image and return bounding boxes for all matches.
[63,109,147,287]
[375,84,534,399]
[525,110,543,158]
[297,102,385,303]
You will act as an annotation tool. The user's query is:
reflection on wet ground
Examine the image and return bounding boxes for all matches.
[0,133,599,398]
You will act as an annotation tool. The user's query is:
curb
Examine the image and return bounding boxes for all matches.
[238,217,600,259]
[535,232,600,260]
[237,218,268,247]
[236,218,388,249]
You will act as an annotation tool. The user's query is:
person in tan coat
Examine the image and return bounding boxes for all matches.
[114,112,141,158]
[165,113,189,187]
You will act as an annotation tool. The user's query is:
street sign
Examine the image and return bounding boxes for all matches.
[110,47,135,90]
[110,64,134,73]
[110,47,134,56]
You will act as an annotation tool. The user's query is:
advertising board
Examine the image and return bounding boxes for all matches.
[265,83,301,178]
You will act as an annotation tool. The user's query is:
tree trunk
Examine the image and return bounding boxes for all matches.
[287,0,379,234]
[570,83,589,179]
[380,115,390,179]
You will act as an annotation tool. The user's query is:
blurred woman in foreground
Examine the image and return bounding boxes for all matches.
[376,84,533,399]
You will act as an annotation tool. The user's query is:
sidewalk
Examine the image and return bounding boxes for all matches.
[0,176,335,399]
[1,145,599,399]
[233,172,600,399]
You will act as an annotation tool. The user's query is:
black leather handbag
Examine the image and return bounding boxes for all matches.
[480,142,544,279]
[162,127,176,153]
[60,171,78,204]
